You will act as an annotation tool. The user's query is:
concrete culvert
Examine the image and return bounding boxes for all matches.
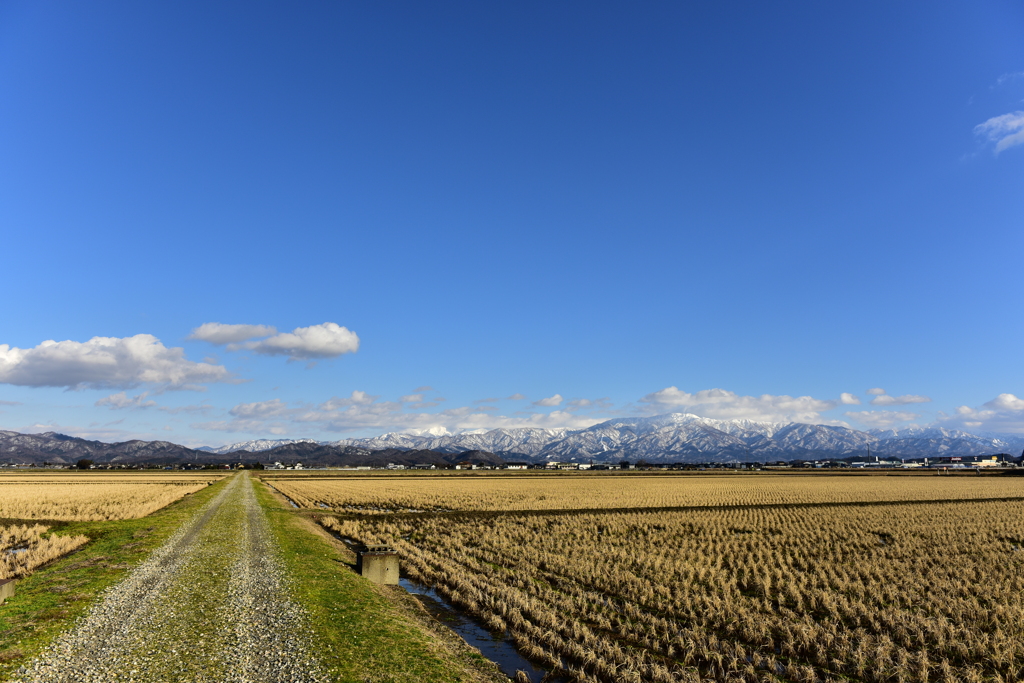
[358,544,399,585]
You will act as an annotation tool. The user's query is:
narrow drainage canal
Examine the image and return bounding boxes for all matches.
[399,577,560,683]
[328,530,562,681]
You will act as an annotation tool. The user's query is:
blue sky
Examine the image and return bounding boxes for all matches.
[1,1,1022,446]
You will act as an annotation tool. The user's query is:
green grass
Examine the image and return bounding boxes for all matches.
[0,478,229,678]
[253,479,500,683]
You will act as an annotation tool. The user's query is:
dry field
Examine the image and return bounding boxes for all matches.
[311,474,1024,683]
[0,473,224,521]
[1,523,89,580]
[267,473,1024,513]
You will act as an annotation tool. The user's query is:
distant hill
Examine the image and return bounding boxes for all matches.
[0,430,505,468]
[0,430,220,466]
[197,438,319,454]
[251,442,504,468]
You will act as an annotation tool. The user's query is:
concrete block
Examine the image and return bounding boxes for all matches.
[358,545,399,585]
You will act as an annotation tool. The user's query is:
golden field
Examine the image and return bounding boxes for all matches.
[0,523,89,580]
[266,472,1023,513]
[310,473,1024,683]
[0,473,223,521]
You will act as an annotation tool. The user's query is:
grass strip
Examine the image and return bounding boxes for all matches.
[0,478,229,678]
[253,479,502,683]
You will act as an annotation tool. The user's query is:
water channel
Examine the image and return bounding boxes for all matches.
[327,530,560,681]
[399,577,558,682]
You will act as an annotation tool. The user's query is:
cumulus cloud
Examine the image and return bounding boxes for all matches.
[870,393,931,406]
[867,388,886,395]
[845,410,920,428]
[399,394,423,403]
[247,323,360,360]
[986,393,1024,411]
[840,393,861,405]
[975,111,1024,154]
[0,334,231,390]
[640,387,839,423]
[533,394,563,407]
[187,323,277,345]
[95,392,158,409]
[940,393,1024,433]
[507,393,526,400]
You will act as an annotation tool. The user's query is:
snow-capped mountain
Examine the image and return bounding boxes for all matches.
[330,427,571,457]
[199,438,320,455]
[329,413,1024,463]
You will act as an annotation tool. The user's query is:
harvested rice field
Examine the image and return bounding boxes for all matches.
[0,472,225,521]
[303,472,1024,682]
[263,471,1024,513]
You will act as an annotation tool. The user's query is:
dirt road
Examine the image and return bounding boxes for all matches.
[10,474,326,683]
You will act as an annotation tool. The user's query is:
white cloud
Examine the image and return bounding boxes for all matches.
[96,392,157,409]
[867,388,886,395]
[986,393,1024,411]
[293,401,598,435]
[399,392,446,409]
[248,323,359,360]
[870,394,931,406]
[187,323,277,345]
[193,389,603,437]
[533,394,563,407]
[507,393,526,400]
[195,418,292,435]
[157,403,215,415]
[319,391,377,410]
[845,410,920,428]
[229,399,292,419]
[0,334,231,390]
[974,111,1024,154]
[840,393,861,405]
[565,397,613,412]
[19,421,162,443]
[941,393,1024,434]
[996,71,1024,86]
[639,387,838,423]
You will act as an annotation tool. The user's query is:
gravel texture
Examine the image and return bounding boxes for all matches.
[11,474,326,683]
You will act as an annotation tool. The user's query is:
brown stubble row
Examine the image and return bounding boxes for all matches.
[314,479,1024,683]
[0,524,90,580]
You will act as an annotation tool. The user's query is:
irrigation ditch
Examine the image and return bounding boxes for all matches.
[323,528,564,682]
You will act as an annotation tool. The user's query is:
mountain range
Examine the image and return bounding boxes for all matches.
[2,414,1023,466]
[0,430,503,468]
[207,413,1024,463]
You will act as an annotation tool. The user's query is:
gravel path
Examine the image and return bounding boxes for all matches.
[10,474,326,683]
